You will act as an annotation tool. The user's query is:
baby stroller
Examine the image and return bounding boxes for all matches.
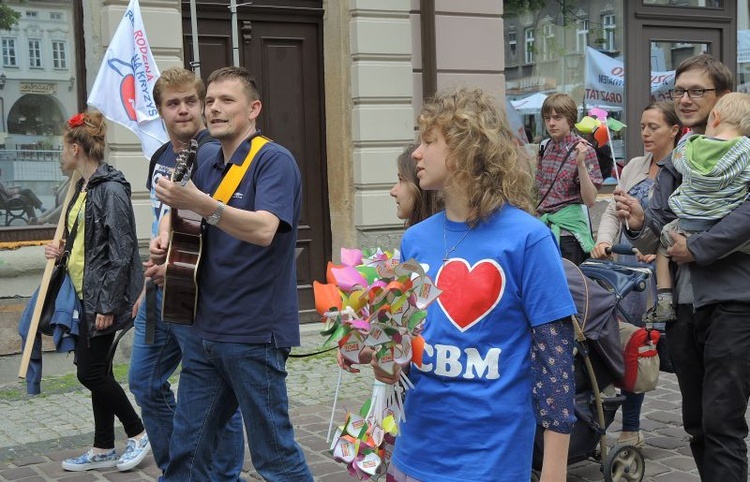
[531,245,653,482]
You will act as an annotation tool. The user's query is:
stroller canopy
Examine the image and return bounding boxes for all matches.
[563,259,624,380]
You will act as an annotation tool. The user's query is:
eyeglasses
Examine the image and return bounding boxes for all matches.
[669,88,716,99]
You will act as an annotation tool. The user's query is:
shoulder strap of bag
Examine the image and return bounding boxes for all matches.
[59,214,80,267]
[146,143,170,191]
[536,143,577,210]
[213,135,271,203]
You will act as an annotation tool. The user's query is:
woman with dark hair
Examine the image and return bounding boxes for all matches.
[389,142,442,227]
[592,101,683,448]
[45,110,149,473]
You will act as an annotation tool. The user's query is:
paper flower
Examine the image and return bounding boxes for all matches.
[316,247,442,478]
[67,113,86,129]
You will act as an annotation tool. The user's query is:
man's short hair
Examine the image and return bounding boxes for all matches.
[541,93,578,129]
[153,67,205,109]
[675,53,734,94]
[206,66,260,101]
[713,93,750,137]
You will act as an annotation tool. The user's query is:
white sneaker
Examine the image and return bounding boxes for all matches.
[116,434,151,471]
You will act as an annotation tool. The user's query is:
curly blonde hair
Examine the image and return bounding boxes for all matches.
[417,87,534,221]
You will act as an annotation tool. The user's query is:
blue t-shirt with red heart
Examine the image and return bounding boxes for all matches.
[393,205,576,482]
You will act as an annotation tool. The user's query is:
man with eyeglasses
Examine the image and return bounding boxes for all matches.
[615,53,750,482]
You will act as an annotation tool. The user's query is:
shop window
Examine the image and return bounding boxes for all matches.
[0,1,80,236]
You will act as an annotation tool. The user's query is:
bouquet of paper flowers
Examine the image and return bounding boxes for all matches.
[313,247,441,479]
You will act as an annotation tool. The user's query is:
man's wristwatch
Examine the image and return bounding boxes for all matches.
[205,201,225,225]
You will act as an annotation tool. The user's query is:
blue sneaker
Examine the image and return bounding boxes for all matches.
[116,434,151,471]
[61,448,118,471]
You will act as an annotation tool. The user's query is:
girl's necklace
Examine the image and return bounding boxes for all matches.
[443,216,474,262]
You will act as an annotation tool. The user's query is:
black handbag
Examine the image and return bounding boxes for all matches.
[38,216,79,336]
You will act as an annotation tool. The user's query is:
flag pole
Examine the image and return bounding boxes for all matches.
[230,0,239,67]
[229,1,253,67]
[189,0,201,77]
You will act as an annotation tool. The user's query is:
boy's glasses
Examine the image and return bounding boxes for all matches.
[669,88,716,99]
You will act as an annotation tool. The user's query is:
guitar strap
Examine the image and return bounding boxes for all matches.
[212,135,271,203]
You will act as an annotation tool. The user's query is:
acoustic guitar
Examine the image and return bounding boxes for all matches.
[162,140,202,325]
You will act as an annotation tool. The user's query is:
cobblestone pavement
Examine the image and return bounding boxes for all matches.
[0,325,747,481]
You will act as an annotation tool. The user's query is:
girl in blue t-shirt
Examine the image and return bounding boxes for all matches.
[349,88,578,482]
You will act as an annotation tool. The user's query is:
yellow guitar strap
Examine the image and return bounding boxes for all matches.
[212,135,271,203]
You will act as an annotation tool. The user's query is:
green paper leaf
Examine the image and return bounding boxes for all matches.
[356,266,379,284]
[323,324,350,347]
[359,398,372,418]
[407,310,426,331]
[607,117,627,131]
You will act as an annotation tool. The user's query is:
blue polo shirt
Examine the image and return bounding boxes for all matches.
[191,132,302,346]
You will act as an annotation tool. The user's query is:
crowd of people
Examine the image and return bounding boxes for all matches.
[26,51,750,482]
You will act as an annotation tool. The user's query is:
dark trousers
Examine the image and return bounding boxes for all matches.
[75,329,144,449]
[559,235,589,266]
[667,302,750,482]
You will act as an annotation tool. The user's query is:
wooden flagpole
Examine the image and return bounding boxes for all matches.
[18,171,81,379]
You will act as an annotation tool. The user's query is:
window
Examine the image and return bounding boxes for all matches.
[25,11,38,19]
[2,38,17,67]
[542,24,555,61]
[602,14,616,51]
[28,39,42,68]
[576,19,589,52]
[508,30,517,58]
[524,27,535,64]
[52,41,67,69]
[50,12,63,21]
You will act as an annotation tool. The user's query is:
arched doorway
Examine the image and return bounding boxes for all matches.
[8,94,66,139]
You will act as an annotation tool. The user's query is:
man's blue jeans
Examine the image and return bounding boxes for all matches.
[129,289,245,479]
[162,333,313,482]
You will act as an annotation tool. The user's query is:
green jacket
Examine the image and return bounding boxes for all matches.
[538,204,595,253]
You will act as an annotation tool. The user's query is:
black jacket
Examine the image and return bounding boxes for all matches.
[66,163,143,338]
[627,153,750,307]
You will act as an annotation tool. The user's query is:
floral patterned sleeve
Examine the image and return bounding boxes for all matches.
[531,317,576,434]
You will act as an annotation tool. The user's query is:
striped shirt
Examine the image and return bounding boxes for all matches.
[669,134,750,222]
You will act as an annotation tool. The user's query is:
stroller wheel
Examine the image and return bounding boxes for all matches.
[603,444,645,482]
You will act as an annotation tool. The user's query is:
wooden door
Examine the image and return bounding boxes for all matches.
[624,1,736,159]
[182,1,330,320]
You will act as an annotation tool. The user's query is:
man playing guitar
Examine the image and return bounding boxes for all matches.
[127,67,244,479]
[152,66,313,481]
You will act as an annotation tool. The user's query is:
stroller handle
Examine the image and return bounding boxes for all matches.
[604,244,638,256]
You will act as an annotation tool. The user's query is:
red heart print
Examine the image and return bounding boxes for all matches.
[436,259,505,332]
[120,74,137,121]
